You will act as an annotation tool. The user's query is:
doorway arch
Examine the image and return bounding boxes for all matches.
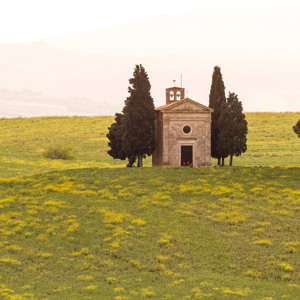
[181,145,193,166]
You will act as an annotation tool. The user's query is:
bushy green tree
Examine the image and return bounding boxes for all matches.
[107,113,127,160]
[107,113,137,167]
[293,119,300,138]
[209,66,248,166]
[107,64,156,167]
[226,92,248,165]
[122,64,156,167]
[209,66,227,165]
[215,93,248,166]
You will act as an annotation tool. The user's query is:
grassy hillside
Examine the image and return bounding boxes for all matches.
[0,167,299,299]
[0,113,299,178]
[0,116,118,178]
[235,113,300,166]
[0,113,299,298]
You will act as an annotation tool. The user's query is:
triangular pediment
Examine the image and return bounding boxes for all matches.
[157,98,213,112]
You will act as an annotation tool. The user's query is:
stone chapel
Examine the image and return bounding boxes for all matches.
[152,86,213,167]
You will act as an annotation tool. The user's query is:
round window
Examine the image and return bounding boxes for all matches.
[183,126,191,134]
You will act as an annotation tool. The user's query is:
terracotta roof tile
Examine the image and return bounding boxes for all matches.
[155,98,213,112]
[155,101,179,111]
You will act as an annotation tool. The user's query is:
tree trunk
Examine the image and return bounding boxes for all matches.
[222,157,225,166]
[127,155,136,167]
[229,154,233,166]
[218,158,221,166]
[138,154,143,167]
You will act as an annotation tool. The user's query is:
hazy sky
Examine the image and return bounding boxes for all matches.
[1,0,299,42]
[0,0,300,115]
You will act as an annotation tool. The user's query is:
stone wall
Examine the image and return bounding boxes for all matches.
[163,112,211,167]
[153,109,212,167]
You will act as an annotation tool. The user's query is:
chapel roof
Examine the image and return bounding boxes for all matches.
[155,101,179,111]
[155,98,213,112]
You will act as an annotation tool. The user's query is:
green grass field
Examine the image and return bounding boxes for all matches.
[0,167,299,299]
[237,113,300,166]
[0,113,299,299]
[0,112,299,178]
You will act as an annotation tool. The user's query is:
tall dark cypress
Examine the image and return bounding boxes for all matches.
[226,92,248,165]
[122,64,156,167]
[209,66,227,165]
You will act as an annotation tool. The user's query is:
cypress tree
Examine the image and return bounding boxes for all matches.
[226,92,248,165]
[293,119,300,138]
[216,101,231,165]
[209,66,227,165]
[107,112,137,167]
[122,64,156,167]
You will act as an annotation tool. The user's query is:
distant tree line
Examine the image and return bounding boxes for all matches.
[209,66,248,166]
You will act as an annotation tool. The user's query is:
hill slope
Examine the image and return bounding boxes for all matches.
[0,113,299,178]
[0,167,299,299]
[0,88,109,118]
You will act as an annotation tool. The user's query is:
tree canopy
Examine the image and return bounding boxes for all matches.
[107,113,127,161]
[107,64,156,167]
[209,66,227,164]
[224,92,248,165]
[209,66,248,165]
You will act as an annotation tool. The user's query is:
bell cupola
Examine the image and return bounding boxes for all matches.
[166,86,185,105]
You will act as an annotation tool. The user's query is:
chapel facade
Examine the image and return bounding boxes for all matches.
[152,86,213,167]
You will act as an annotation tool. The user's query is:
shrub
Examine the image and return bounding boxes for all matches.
[43,145,75,160]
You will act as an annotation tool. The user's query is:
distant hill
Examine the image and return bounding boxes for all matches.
[0,42,134,116]
[0,88,112,117]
